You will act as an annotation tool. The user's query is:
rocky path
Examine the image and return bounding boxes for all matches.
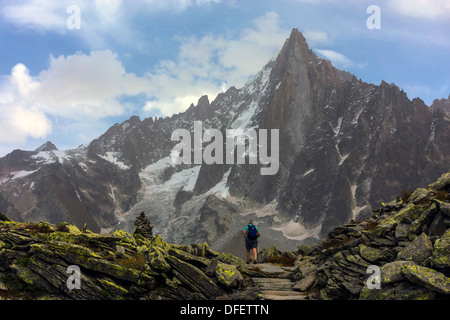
[247,263,307,300]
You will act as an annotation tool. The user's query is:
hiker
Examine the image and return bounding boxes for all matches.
[244,219,260,264]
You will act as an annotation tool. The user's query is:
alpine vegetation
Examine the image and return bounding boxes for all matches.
[170,121,279,175]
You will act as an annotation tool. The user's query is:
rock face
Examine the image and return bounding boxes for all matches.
[289,171,450,300]
[0,29,448,248]
[0,213,248,300]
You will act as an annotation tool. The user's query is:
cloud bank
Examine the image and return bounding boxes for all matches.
[0,10,288,145]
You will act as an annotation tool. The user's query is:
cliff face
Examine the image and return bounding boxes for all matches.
[0,29,448,248]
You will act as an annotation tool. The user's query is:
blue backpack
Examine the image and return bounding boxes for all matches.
[247,224,258,240]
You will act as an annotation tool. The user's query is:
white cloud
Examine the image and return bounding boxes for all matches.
[302,29,330,46]
[143,11,289,116]
[314,49,366,69]
[0,9,288,146]
[142,0,222,11]
[1,0,66,32]
[0,50,151,144]
[388,0,450,20]
[35,50,151,119]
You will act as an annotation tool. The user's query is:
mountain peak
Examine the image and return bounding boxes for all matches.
[288,28,308,48]
[431,95,450,115]
[35,141,58,152]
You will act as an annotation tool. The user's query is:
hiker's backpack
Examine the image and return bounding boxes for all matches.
[247,224,258,240]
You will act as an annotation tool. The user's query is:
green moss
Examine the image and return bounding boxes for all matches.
[401,264,450,294]
[359,245,385,263]
[97,278,129,297]
[148,247,171,273]
[218,252,247,270]
[36,231,80,244]
[214,262,243,288]
[372,203,418,236]
[150,235,170,251]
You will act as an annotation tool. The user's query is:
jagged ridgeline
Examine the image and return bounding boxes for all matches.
[0,171,449,300]
[0,29,448,252]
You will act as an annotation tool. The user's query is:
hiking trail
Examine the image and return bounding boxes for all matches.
[220,263,308,300]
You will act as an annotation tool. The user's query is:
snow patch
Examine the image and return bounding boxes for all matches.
[0,169,39,184]
[164,166,201,192]
[32,151,56,165]
[230,100,259,130]
[208,168,231,198]
[333,117,343,137]
[99,152,130,170]
[303,168,315,177]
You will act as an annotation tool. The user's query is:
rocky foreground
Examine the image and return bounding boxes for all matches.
[0,172,449,300]
[291,171,450,299]
[0,210,251,300]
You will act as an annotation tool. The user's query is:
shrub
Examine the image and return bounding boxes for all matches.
[56,223,70,233]
[400,190,413,202]
[436,190,449,201]
[26,222,53,234]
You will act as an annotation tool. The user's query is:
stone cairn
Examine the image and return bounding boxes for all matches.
[132,211,153,239]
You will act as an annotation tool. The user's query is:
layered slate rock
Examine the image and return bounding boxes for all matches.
[0,215,249,300]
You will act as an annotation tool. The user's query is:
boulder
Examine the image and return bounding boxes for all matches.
[166,255,222,298]
[408,188,433,204]
[410,203,438,235]
[360,281,436,300]
[293,272,317,292]
[432,228,450,269]
[396,233,432,265]
[401,264,450,295]
[428,172,450,190]
[359,244,386,264]
[380,261,415,284]
[214,261,244,289]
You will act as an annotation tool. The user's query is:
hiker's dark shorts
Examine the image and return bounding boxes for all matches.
[245,238,258,250]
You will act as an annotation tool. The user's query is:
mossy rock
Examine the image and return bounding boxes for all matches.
[150,235,170,251]
[408,188,433,204]
[410,203,438,235]
[113,230,137,247]
[148,247,171,273]
[380,261,415,284]
[372,203,418,237]
[432,229,450,269]
[97,278,129,298]
[428,172,450,190]
[214,261,244,289]
[168,247,210,270]
[0,212,12,221]
[401,264,450,294]
[218,252,247,271]
[397,233,432,265]
[359,244,386,263]
[36,231,80,244]
[359,281,436,300]
[170,243,191,254]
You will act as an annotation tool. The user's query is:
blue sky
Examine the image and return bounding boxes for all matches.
[0,0,449,156]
